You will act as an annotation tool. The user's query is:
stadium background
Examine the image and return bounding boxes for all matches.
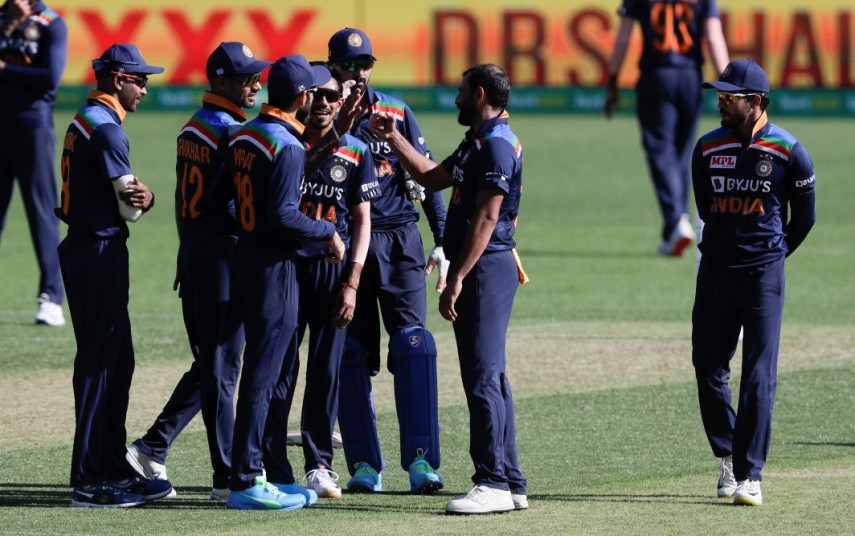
[48,0,855,115]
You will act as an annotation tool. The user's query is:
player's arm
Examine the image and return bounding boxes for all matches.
[113,175,154,222]
[0,16,67,92]
[703,16,730,75]
[604,15,634,119]
[691,142,709,223]
[439,187,504,322]
[268,145,343,260]
[334,200,370,328]
[783,143,816,257]
[370,112,453,192]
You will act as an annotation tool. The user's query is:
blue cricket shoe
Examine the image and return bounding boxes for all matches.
[408,449,443,494]
[346,462,383,493]
[116,475,174,502]
[274,481,318,506]
[71,482,145,508]
[226,476,305,510]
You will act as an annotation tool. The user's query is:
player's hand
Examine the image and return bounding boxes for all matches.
[323,232,345,264]
[117,177,153,210]
[369,111,396,140]
[425,246,450,292]
[438,275,462,322]
[335,80,365,135]
[333,283,357,328]
[4,0,34,31]
[604,84,619,119]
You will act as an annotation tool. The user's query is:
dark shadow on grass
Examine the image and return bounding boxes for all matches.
[791,441,854,448]
[0,483,69,507]
[527,493,729,506]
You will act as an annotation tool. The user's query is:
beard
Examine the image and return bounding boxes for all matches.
[457,97,476,126]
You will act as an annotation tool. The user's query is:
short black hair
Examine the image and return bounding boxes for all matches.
[462,64,510,110]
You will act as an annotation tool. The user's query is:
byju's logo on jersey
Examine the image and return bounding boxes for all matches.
[711,176,725,193]
[710,155,736,169]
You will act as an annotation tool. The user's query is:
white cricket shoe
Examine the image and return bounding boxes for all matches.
[445,485,515,514]
[512,493,529,510]
[733,479,763,506]
[658,214,696,257]
[35,293,65,326]
[126,443,177,498]
[304,467,342,499]
[717,455,737,498]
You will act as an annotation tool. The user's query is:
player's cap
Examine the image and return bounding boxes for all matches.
[206,42,272,81]
[268,54,331,98]
[92,43,164,75]
[703,59,769,94]
[328,27,376,63]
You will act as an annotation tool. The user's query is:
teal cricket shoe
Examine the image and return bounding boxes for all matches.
[346,462,383,493]
[274,481,318,506]
[226,476,305,511]
[408,449,443,494]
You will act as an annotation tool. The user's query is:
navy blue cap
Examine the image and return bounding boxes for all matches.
[206,42,272,80]
[328,27,376,63]
[268,55,331,98]
[704,59,770,94]
[92,43,164,75]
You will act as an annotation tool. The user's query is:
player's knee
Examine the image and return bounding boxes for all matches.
[388,326,437,374]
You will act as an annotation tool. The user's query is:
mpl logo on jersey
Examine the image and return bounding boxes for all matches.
[710,155,736,169]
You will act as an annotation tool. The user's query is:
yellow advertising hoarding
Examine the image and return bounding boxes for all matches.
[49,0,855,87]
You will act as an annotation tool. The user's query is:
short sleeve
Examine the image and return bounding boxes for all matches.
[92,123,132,180]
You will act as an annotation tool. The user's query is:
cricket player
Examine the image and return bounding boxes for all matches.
[272,72,379,499]
[605,0,729,256]
[59,43,172,507]
[371,63,528,515]
[225,54,345,511]
[327,26,447,495]
[125,42,270,502]
[0,0,66,325]
[692,59,816,506]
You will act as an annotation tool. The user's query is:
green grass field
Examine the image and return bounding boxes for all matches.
[0,111,852,535]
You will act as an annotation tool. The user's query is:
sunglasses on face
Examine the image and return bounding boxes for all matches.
[314,88,342,102]
[338,58,375,73]
[227,73,262,87]
[717,92,756,105]
[112,71,148,89]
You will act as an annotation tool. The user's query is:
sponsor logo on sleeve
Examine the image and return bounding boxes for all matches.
[710,155,736,169]
[795,175,816,188]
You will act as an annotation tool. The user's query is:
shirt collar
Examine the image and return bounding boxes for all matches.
[467,110,510,140]
[87,90,126,123]
[202,92,247,122]
[260,104,305,135]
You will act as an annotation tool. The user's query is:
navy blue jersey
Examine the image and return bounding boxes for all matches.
[350,87,445,244]
[176,92,247,236]
[0,2,66,119]
[227,104,335,247]
[58,91,133,238]
[692,121,816,268]
[440,115,523,262]
[619,0,717,70]
[297,133,379,258]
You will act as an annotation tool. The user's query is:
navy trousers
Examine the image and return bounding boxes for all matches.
[452,250,526,494]
[61,236,136,487]
[692,258,785,481]
[636,67,702,239]
[231,242,299,490]
[136,232,244,489]
[0,119,63,303]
